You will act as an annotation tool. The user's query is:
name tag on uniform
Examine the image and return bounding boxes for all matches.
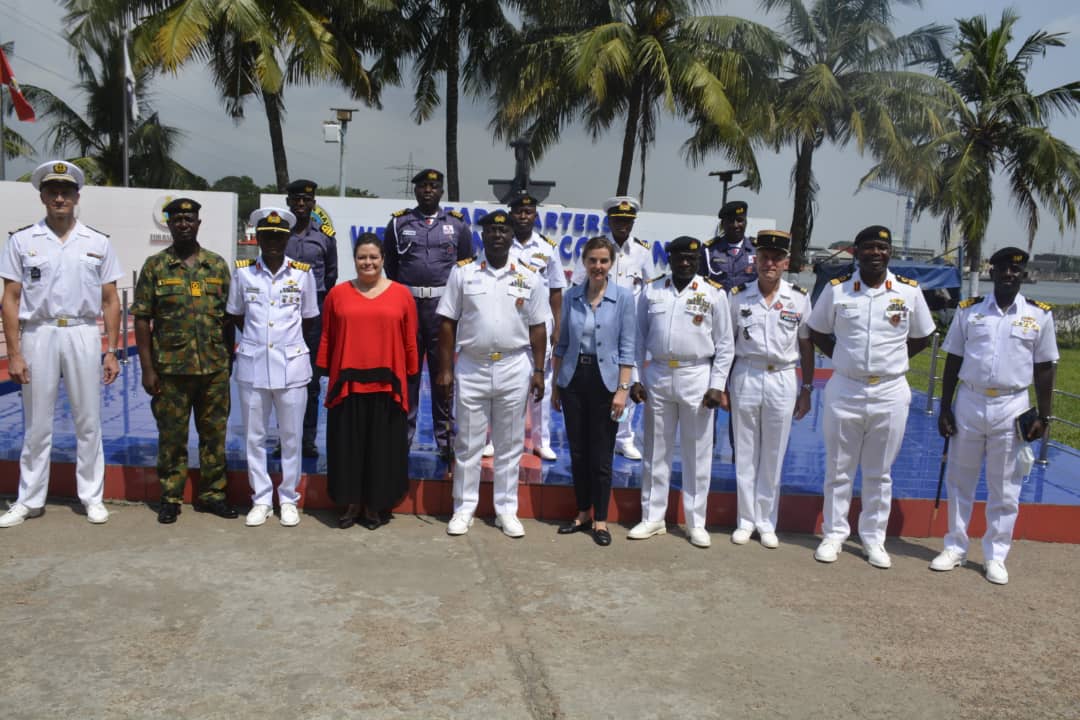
[190,281,202,297]
[30,267,41,281]
[779,310,801,324]
[402,230,417,236]
[443,225,454,235]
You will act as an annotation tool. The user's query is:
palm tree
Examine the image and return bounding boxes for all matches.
[495,0,778,200]
[400,0,515,201]
[98,0,397,190]
[20,32,204,188]
[686,0,950,265]
[867,10,1080,277]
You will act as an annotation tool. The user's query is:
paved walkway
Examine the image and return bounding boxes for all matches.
[1,502,1078,719]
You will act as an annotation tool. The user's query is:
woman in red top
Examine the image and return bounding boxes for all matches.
[317,233,419,529]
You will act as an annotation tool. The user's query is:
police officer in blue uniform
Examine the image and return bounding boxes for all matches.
[701,200,756,291]
[284,178,338,457]
[384,169,474,458]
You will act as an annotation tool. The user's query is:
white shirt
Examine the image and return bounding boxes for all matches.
[942,293,1058,391]
[437,259,551,356]
[636,274,733,389]
[226,255,319,389]
[511,232,567,291]
[730,278,812,367]
[572,234,653,294]
[0,220,123,322]
[807,268,935,377]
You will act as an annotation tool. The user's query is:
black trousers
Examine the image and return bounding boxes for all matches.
[560,360,617,521]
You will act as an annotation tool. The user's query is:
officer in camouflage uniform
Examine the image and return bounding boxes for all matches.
[132,198,237,524]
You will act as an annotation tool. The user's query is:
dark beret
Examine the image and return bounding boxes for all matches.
[478,210,511,227]
[989,246,1029,267]
[286,179,317,196]
[854,225,892,245]
[718,200,748,220]
[412,168,444,184]
[666,236,701,254]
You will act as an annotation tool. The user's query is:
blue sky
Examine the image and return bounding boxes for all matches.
[2,0,1079,256]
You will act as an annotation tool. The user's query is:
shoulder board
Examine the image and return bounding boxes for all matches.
[542,234,557,248]
[289,260,311,272]
[392,208,410,218]
[830,273,852,286]
[456,258,474,267]
[320,224,336,238]
[707,278,725,291]
[9,224,32,236]
[519,262,539,273]
[448,209,465,220]
[634,238,651,250]
[729,282,747,295]
[958,296,981,309]
[646,274,667,284]
[895,274,919,287]
[84,225,110,237]
[792,283,808,295]
[235,259,254,269]
[1032,300,1052,311]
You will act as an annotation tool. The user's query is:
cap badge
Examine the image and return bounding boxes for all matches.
[267,213,282,225]
[426,171,438,180]
[878,230,889,239]
[53,162,67,173]
[180,201,193,210]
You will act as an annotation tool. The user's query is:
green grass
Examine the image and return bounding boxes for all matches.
[907,344,1080,450]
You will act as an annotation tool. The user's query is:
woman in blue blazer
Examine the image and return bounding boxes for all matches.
[551,236,637,546]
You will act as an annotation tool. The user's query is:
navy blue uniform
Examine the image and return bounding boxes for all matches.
[701,236,757,291]
[384,207,473,450]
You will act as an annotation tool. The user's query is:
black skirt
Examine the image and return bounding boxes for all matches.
[326,392,409,510]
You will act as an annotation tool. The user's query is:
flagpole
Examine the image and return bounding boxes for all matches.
[1,82,7,182]
[122,25,129,188]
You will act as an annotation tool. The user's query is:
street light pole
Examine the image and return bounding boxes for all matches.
[708,168,743,206]
[330,107,358,197]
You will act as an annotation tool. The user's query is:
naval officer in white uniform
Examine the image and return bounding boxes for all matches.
[572,197,653,460]
[435,210,549,538]
[727,230,814,548]
[627,236,733,548]
[0,161,122,528]
[932,246,1058,585]
[226,208,320,528]
[807,225,935,568]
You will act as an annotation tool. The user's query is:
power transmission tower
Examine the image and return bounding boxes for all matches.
[388,153,419,198]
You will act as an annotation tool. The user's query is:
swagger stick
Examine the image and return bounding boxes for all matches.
[930,436,950,529]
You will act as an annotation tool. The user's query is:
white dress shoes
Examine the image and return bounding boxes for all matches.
[627,520,666,540]
[0,503,43,528]
[495,513,525,538]
[279,503,300,527]
[482,443,495,458]
[535,446,557,461]
[447,513,474,536]
[985,560,1009,585]
[731,528,752,545]
[814,538,842,563]
[616,442,642,461]
[245,504,273,527]
[688,527,711,548]
[759,531,779,549]
[930,548,966,572]
[86,503,109,524]
[864,543,892,569]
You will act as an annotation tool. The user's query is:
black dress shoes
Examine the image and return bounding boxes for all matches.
[158,502,181,524]
[302,442,319,458]
[192,499,239,519]
[557,520,592,535]
[593,528,612,546]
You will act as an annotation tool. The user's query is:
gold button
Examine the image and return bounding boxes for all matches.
[867,376,880,385]
[668,359,679,368]
[269,321,274,327]
[269,343,273,348]
[767,364,776,371]
[270,301,275,306]
[987,388,999,397]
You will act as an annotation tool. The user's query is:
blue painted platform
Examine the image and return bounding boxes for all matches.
[0,357,1078,508]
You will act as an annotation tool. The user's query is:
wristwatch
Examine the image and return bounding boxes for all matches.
[1040,415,1052,424]
[532,369,544,374]
[800,383,814,392]
[618,382,632,391]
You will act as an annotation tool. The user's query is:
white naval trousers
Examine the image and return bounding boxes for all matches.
[821,373,911,545]
[730,362,797,534]
[237,382,307,506]
[454,351,531,516]
[17,323,104,508]
[944,384,1030,563]
[640,361,715,528]
[528,315,554,450]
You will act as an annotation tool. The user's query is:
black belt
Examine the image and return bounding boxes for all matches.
[578,354,597,365]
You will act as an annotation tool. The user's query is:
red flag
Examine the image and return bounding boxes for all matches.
[0,47,36,122]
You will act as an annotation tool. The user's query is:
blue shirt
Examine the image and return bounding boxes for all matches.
[384,207,473,288]
[554,281,636,392]
[285,222,337,296]
[700,235,756,291]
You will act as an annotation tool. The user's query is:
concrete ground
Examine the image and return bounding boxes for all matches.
[1,501,1078,720]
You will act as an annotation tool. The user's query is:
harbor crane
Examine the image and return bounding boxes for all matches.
[866,182,914,257]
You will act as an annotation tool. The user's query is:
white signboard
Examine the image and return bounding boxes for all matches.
[260,195,774,283]
[0,182,238,289]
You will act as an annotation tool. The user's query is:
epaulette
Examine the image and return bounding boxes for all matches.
[646,274,668,284]
[519,262,539,273]
[320,223,336,238]
[84,225,110,237]
[830,273,852,286]
[235,258,254,269]
[706,278,725,291]
[9,224,32,236]
[958,296,981,309]
[895,274,919,287]
[792,283,808,295]
[289,260,311,272]
[1032,299,1053,311]
[634,238,651,250]
[456,258,474,267]
[729,282,747,295]
[392,208,409,217]
[448,209,465,220]
[542,234,557,248]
